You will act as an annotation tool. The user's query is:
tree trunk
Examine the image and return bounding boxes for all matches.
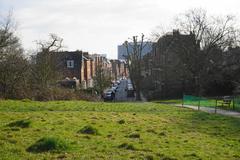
[135,79,141,101]
[136,89,141,101]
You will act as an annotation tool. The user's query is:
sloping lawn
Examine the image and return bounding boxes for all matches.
[0,100,240,159]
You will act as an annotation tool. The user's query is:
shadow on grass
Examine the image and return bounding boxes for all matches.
[175,110,240,138]
[7,119,31,128]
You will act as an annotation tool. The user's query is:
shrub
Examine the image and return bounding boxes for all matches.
[32,87,101,101]
[8,119,31,128]
[26,137,69,153]
[118,143,136,150]
[78,125,99,135]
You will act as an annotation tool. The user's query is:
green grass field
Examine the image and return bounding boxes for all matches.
[0,100,240,160]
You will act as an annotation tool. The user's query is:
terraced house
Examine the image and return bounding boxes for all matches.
[48,51,110,89]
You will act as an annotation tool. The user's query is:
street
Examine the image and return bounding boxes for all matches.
[114,79,135,102]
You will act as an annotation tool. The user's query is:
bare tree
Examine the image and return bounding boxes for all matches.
[93,63,111,95]
[124,34,147,101]
[0,11,29,98]
[175,8,239,57]
[31,34,63,88]
[0,11,18,50]
[151,24,172,42]
[173,8,240,95]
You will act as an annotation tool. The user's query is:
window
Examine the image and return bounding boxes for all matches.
[67,60,74,68]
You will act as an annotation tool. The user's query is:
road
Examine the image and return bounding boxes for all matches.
[114,79,135,102]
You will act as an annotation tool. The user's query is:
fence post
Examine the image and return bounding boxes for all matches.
[233,96,235,110]
[198,97,200,111]
[182,95,184,108]
[215,99,217,114]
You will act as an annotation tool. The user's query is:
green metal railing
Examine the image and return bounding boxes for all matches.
[183,95,240,111]
[234,96,240,111]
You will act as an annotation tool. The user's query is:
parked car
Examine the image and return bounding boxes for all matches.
[127,84,134,97]
[112,86,118,92]
[116,80,121,85]
[103,89,115,101]
[128,83,133,88]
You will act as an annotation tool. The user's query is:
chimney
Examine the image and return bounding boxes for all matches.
[173,29,180,36]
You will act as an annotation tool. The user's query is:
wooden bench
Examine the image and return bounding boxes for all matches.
[217,96,232,108]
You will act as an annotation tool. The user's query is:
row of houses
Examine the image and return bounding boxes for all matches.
[47,50,128,89]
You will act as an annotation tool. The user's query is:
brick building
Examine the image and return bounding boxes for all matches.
[143,30,197,99]
[110,59,128,80]
[53,51,83,80]
[50,51,111,89]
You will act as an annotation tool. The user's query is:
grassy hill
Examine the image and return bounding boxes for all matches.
[0,100,240,159]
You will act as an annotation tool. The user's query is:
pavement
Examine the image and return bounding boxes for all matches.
[175,104,240,118]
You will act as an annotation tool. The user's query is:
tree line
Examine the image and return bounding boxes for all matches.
[124,8,240,100]
[0,12,103,101]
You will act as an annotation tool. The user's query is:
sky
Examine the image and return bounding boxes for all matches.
[0,0,240,59]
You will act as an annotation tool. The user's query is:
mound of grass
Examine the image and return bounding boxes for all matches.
[26,137,69,153]
[145,155,154,160]
[10,127,20,131]
[128,133,140,138]
[8,119,31,128]
[118,143,136,150]
[159,131,167,136]
[117,119,125,124]
[78,125,98,135]
[160,156,177,160]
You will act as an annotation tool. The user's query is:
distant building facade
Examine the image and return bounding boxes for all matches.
[53,51,83,80]
[110,59,128,80]
[50,51,111,89]
[118,42,153,60]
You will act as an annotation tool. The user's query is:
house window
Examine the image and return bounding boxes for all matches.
[67,60,74,68]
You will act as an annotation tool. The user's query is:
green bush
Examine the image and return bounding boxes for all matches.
[8,119,31,128]
[33,88,101,101]
[78,125,99,135]
[26,137,69,153]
